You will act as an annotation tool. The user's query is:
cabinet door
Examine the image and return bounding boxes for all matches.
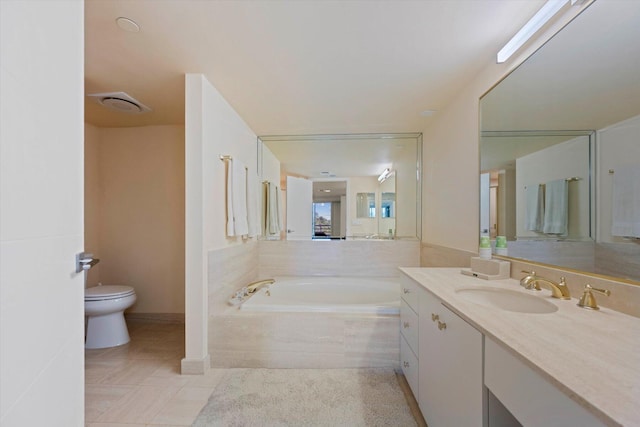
[419,291,483,427]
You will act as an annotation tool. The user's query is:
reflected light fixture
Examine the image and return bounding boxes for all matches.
[497,0,583,64]
[378,168,391,183]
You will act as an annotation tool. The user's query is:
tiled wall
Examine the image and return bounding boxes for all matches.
[208,241,259,314]
[258,239,421,278]
[421,242,640,318]
[206,239,419,368]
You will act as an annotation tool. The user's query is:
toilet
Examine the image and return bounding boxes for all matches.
[84,284,137,349]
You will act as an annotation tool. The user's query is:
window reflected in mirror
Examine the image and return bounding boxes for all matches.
[356,192,375,218]
[381,192,395,218]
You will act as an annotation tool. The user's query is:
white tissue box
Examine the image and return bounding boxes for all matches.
[461,257,511,280]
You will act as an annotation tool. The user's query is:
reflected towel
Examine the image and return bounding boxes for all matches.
[226,159,249,237]
[268,183,282,235]
[543,179,568,235]
[612,165,640,238]
[246,173,259,238]
[525,184,544,232]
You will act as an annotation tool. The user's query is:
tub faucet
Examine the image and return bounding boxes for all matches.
[246,279,275,294]
[520,271,571,299]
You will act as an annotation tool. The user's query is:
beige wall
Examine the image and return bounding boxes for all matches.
[85,123,102,286]
[84,125,185,314]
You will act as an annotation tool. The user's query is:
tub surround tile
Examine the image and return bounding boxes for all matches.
[258,240,420,278]
[209,312,399,369]
[207,241,259,313]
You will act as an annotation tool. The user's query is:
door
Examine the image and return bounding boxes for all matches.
[286,176,313,240]
[0,1,85,425]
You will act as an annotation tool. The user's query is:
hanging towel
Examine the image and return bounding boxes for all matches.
[543,179,568,235]
[612,165,640,238]
[246,173,259,238]
[525,184,544,232]
[268,183,282,235]
[226,159,249,237]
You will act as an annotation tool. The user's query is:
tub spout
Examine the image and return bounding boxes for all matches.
[247,279,275,294]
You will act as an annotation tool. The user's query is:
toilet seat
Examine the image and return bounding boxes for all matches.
[85,285,135,301]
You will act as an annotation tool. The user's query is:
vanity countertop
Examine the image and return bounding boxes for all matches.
[399,267,640,427]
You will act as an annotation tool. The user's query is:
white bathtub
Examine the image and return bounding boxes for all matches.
[240,276,400,315]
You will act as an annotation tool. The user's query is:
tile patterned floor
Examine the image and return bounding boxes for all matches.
[85,320,224,427]
[85,320,425,427]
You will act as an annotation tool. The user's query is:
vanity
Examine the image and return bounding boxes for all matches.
[399,267,640,427]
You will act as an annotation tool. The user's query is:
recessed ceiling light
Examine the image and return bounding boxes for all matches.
[420,110,437,117]
[116,17,140,32]
[321,189,331,193]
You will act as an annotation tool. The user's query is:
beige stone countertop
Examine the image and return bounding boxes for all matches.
[399,267,640,427]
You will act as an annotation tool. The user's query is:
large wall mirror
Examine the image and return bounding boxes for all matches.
[258,133,421,241]
[480,0,640,283]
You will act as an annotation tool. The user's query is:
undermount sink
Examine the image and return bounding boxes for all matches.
[455,287,559,314]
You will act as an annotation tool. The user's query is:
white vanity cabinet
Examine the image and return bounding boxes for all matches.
[400,273,483,427]
[419,287,483,427]
[400,275,420,399]
[485,337,606,427]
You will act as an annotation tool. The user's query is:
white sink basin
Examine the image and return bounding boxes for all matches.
[456,287,558,314]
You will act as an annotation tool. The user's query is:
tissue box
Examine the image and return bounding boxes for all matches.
[461,257,511,280]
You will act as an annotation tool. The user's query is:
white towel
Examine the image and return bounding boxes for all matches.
[543,179,568,235]
[226,159,249,237]
[612,165,640,238]
[268,183,282,235]
[246,173,259,238]
[525,184,544,232]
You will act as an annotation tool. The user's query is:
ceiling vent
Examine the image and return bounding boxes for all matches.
[87,91,151,114]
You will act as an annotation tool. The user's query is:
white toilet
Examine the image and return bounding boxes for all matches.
[84,284,137,349]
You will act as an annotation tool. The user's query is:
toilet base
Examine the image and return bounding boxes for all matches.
[85,311,131,349]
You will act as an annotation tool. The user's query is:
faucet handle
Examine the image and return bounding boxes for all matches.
[577,284,611,310]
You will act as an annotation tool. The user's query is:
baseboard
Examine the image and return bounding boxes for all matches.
[125,312,185,324]
[181,354,211,375]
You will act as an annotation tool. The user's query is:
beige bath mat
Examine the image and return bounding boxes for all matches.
[191,368,417,426]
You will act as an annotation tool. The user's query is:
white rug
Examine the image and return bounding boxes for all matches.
[192,368,418,427]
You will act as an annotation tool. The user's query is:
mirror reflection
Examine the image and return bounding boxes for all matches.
[479,0,640,283]
[356,193,376,218]
[259,133,421,241]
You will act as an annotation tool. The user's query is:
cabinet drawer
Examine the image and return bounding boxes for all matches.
[400,299,419,355]
[400,274,420,312]
[400,334,419,401]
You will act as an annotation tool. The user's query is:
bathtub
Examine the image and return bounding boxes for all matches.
[239,276,400,315]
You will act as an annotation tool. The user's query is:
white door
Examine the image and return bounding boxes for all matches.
[286,176,313,240]
[0,2,85,426]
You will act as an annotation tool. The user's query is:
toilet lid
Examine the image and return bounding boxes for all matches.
[85,285,135,300]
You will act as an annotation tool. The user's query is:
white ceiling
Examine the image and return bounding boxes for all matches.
[84,0,545,134]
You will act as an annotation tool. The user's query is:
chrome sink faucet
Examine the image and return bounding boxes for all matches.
[520,271,571,300]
